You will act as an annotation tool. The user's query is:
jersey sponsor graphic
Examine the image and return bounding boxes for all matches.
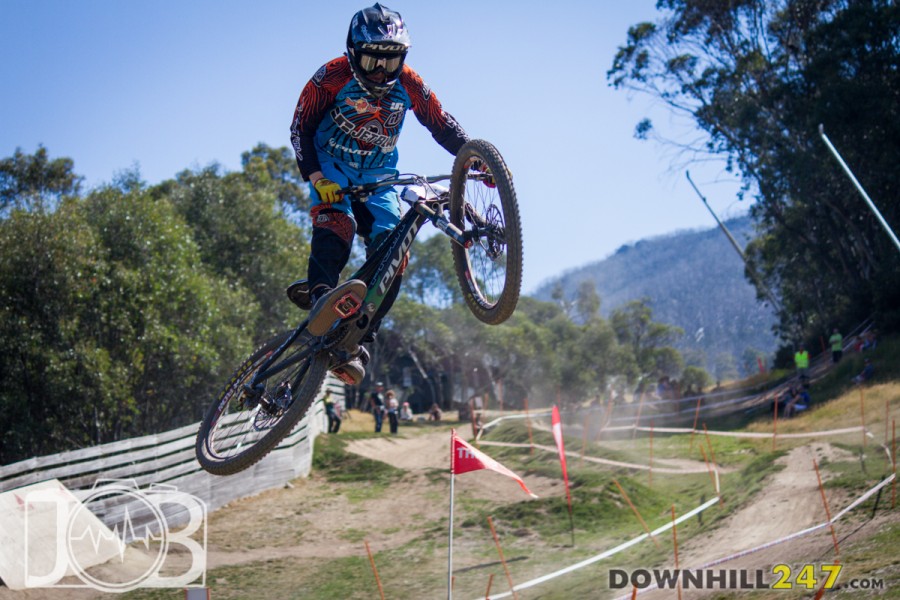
[328,138,374,156]
[384,109,403,128]
[312,65,327,85]
[329,107,399,150]
[345,97,380,115]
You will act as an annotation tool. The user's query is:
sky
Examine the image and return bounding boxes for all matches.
[0,0,749,295]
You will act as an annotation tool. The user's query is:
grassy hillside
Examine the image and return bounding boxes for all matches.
[113,337,899,600]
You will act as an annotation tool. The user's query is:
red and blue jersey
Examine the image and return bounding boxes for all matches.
[290,56,468,180]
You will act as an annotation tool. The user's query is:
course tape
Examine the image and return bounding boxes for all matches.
[476,496,722,600]
[478,441,710,474]
[479,413,866,442]
[614,473,896,599]
[467,457,893,599]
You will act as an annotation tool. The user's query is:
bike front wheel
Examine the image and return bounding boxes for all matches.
[449,139,523,325]
[195,329,328,476]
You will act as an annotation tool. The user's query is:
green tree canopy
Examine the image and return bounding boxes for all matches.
[608,0,900,342]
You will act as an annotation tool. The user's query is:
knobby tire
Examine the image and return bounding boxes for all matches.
[449,139,523,325]
[195,331,328,476]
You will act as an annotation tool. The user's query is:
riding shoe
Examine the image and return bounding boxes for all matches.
[306,279,367,337]
[330,346,370,386]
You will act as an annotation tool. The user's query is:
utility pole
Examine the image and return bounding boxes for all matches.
[686,171,783,313]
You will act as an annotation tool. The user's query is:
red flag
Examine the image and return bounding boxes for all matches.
[451,430,536,498]
[552,405,574,510]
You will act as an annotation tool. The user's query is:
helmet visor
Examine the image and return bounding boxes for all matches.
[358,53,403,75]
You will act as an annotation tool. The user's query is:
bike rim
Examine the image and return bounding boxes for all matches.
[461,165,509,307]
[204,344,314,461]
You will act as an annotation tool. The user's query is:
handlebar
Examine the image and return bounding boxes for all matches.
[339,173,452,198]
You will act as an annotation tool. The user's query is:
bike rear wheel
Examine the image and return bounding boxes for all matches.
[449,139,523,325]
[195,329,328,476]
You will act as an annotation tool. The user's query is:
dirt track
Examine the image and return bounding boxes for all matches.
[3,424,894,599]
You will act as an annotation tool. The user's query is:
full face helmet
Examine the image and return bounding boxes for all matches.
[346,3,411,98]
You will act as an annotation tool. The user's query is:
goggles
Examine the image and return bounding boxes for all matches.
[358,52,403,74]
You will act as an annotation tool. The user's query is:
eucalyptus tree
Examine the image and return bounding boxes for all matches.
[609,0,900,339]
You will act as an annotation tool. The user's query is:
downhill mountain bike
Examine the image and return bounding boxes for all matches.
[195,139,522,475]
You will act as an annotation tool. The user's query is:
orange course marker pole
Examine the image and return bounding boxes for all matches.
[892,419,896,509]
[772,394,778,452]
[813,459,840,557]
[690,395,702,450]
[672,505,682,600]
[698,445,717,494]
[612,479,661,549]
[603,393,615,432]
[488,516,518,600]
[632,390,646,439]
[859,387,867,448]
[579,406,591,467]
[523,397,534,456]
[886,399,890,445]
[484,573,494,600]
[364,540,386,600]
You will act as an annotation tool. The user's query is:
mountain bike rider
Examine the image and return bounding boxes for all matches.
[288,3,471,385]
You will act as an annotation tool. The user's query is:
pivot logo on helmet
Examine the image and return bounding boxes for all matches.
[360,42,406,52]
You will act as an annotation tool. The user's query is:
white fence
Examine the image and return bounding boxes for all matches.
[0,378,343,536]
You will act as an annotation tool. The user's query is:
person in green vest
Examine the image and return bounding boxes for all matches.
[794,344,810,382]
[829,328,843,364]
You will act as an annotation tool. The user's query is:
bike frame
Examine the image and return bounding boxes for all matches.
[248,174,475,389]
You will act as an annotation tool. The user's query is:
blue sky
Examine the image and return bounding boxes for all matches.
[0,1,748,294]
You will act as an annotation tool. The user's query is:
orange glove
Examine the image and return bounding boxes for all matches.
[314,178,343,203]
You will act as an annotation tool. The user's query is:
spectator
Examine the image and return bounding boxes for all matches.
[794,344,810,382]
[861,330,877,351]
[852,358,874,384]
[386,389,400,435]
[368,382,386,433]
[828,328,843,364]
[784,387,810,418]
[429,402,443,421]
[323,389,342,434]
[400,401,413,421]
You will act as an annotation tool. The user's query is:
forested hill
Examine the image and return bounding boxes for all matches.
[533,215,778,378]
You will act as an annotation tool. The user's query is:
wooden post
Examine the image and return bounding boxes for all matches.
[813,459,840,557]
[648,421,654,488]
[487,516,518,600]
[612,479,661,548]
[365,540,386,600]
